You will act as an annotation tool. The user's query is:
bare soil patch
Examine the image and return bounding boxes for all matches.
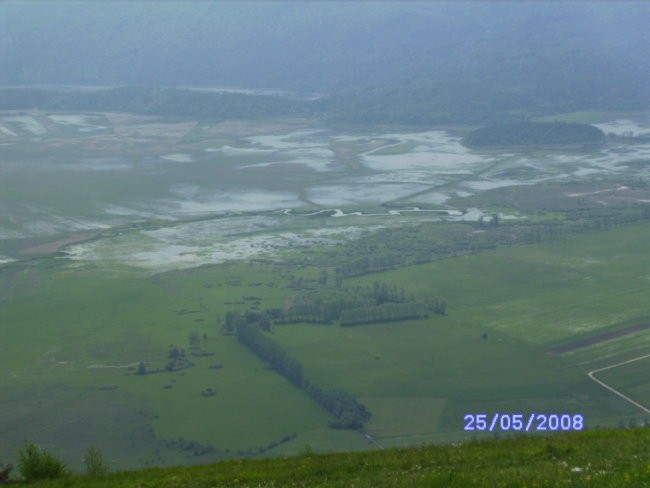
[547,321,650,354]
[19,232,99,255]
[205,119,309,137]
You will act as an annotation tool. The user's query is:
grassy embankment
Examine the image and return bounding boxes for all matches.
[27,427,650,487]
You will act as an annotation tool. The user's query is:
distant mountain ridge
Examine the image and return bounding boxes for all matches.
[1,1,649,121]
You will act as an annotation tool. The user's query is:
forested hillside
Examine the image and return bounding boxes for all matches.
[461,122,606,148]
[1,1,649,120]
[0,87,304,119]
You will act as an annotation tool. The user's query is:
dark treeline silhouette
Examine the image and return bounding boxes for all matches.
[235,322,370,429]
[0,87,303,120]
[302,206,650,280]
[276,282,443,326]
[236,322,304,387]
[339,302,427,327]
[462,121,605,148]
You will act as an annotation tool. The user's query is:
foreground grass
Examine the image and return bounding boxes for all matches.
[32,428,650,487]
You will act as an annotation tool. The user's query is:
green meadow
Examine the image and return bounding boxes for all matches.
[0,260,365,469]
[25,428,650,487]
[566,328,650,370]
[595,356,650,413]
[269,222,650,446]
[3,219,650,469]
[2,110,650,472]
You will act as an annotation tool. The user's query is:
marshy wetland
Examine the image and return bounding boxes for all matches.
[2,108,650,469]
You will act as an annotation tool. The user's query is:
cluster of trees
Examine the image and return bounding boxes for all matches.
[163,432,297,459]
[7,442,109,482]
[339,302,428,327]
[304,206,650,283]
[301,380,370,429]
[164,438,214,457]
[335,256,403,279]
[222,310,244,335]
[236,323,370,429]
[277,282,441,327]
[281,290,373,324]
[461,122,605,148]
[223,309,277,334]
[323,224,498,278]
[164,345,194,372]
[134,345,196,376]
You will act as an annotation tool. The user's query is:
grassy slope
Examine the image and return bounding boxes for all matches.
[31,428,650,487]
[0,261,360,469]
[4,222,650,468]
[345,221,650,346]
[273,222,650,446]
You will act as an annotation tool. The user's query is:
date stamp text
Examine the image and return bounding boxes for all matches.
[463,413,584,432]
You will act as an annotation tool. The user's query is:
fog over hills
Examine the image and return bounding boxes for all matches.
[1,1,649,114]
[4,2,650,479]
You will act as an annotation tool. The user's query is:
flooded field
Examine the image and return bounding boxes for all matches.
[2,110,650,268]
[3,110,650,469]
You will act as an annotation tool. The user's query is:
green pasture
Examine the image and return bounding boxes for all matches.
[595,355,650,414]
[272,316,627,444]
[563,328,650,370]
[29,428,650,488]
[267,221,650,443]
[3,111,650,472]
[343,221,650,346]
[0,260,363,469]
[5,219,650,467]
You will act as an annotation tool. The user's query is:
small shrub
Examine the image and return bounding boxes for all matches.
[299,444,314,457]
[84,446,109,476]
[18,441,68,481]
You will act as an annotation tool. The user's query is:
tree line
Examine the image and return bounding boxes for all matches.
[0,87,304,120]
[339,302,428,327]
[235,322,370,429]
[302,206,650,282]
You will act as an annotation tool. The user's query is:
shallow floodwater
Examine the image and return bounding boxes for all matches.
[595,119,650,137]
[161,153,195,163]
[67,222,369,271]
[169,189,304,214]
[306,183,430,206]
[3,111,650,267]
[2,115,47,135]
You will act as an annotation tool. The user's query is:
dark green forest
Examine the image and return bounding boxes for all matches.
[2,2,650,120]
[461,122,605,148]
[0,87,304,120]
[0,85,640,127]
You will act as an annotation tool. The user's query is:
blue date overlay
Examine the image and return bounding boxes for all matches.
[464,413,584,432]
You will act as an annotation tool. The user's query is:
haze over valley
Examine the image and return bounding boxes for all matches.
[1,1,650,480]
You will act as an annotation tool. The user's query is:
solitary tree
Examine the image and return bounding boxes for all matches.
[84,446,109,476]
[188,331,200,348]
[18,442,67,481]
[136,362,147,375]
